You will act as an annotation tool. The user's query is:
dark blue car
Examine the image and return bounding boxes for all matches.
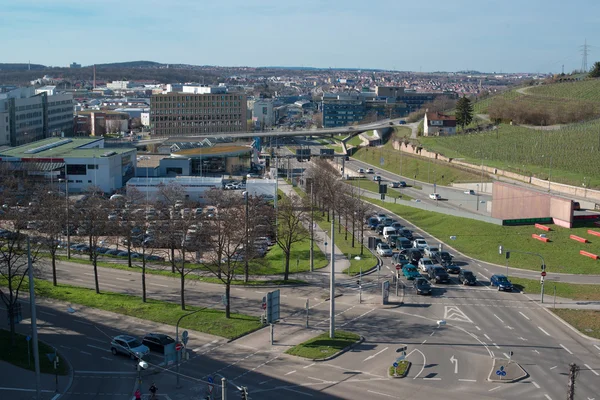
[490,274,513,292]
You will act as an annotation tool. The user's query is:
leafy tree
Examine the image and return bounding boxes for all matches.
[589,61,600,78]
[455,96,474,131]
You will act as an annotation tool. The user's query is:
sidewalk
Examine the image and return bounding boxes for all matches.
[521,292,600,310]
[0,361,71,400]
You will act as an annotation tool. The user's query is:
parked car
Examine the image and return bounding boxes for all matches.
[443,263,461,274]
[105,249,120,256]
[458,270,477,285]
[413,238,428,249]
[434,251,453,266]
[142,333,175,354]
[402,264,421,280]
[145,255,165,262]
[424,246,439,258]
[464,189,476,195]
[417,257,435,273]
[376,243,393,257]
[429,193,442,200]
[110,335,149,359]
[413,277,432,295]
[490,274,513,291]
[428,266,450,283]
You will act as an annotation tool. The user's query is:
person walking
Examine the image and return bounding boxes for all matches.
[149,383,158,399]
[134,389,142,400]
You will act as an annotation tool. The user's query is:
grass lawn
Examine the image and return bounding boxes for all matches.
[261,237,328,274]
[345,179,414,201]
[30,279,262,339]
[509,277,600,301]
[0,329,69,375]
[352,143,484,186]
[285,330,360,359]
[365,199,600,275]
[551,309,600,340]
[392,126,412,139]
[346,134,364,147]
[389,360,410,377]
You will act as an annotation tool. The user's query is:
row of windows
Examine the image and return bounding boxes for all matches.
[153,95,243,102]
[151,115,243,122]
[48,100,72,106]
[48,107,73,115]
[16,112,42,120]
[16,103,43,112]
[153,120,242,128]
[151,108,241,115]
[17,120,43,129]
[48,114,73,123]
[152,102,242,109]
[153,126,243,135]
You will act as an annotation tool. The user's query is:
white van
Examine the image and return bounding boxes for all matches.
[382,227,397,240]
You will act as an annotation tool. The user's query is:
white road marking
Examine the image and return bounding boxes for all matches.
[115,278,129,281]
[484,334,491,341]
[503,353,510,359]
[363,347,389,362]
[544,395,552,400]
[40,311,57,317]
[532,381,540,389]
[532,349,540,354]
[458,379,477,382]
[493,343,500,349]
[507,326,514,330]
[412,349,427,380]
[284,370,296,376]
[422,339,428,344]
[584,364,599,376]
[303,363,315,369]
[367,390,396,398]
[538,327,551,336]
[148,283,168,288]
[423,377,441,380]
[518,337,528,341]
[594,344,600,351]
[101,357,112,361]
[550,366,557,370]
[475,326,481,331]
[386,266,390,270]
[87,337,105,344]
[60,345,72,350]
[74,320,93,326]
[443,306,473,323]
[494,314,504,324]
[488,386,502,392]
[79,351,92,355]
[560,344,573,355]
[283,387,313,397]
[87,344,111,353]
[450,355,458,374]
[519,312,530,320]
[259,380,271,385]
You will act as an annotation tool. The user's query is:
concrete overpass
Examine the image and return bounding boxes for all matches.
[131,118,402,147]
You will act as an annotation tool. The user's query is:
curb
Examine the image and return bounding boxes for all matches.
[387,361,411,378]
[487,359,528,383]
[307,335,365,362]
[521,292,600,343]
[52,347,74,400]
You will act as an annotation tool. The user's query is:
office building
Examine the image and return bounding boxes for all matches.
[322,93,366,128]
[0,137,136,193]
[252,99,275,128]
[0,87,74,147]
[150,85,246,137]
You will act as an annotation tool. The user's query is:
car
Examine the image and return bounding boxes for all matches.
[424,246,439,258]
[357,168,365,174]
[406,248,422,264]
[458,270,477,285]
[224,183,237,190]
[375,213,387,222]
[391,182,402,188]
[398,229,413,240]
[392,253,409,266]
[464,189,476,195]
[428,266,450,283]
[402,264,421,280]
[373,175,382,181]
[367,217,379,230]
[145,255,165,262]
[382,227,397,240]
[367,168,374,174]
[443,263,461,274]
[417,257,434,273]
[490,274,513,291]
[429,193,442,200]
[386,234,400,247]
[413,238,428,249]
[376,243,393,257]
[110,335,149,359]
[399,120,407,125]
[105,249,120,256]
[413,277,432,295]
[395,237,413,250]
[142,333,175,354]
[399,181,407,187]
[390,222,403,230]
[434,251,453,266]
[375,224,386,235]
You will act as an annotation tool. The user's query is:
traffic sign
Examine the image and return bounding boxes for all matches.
[175,342,184,351]
[496,370,506,376]
[182,330,189,345]
[207,376,214,384]
[393,362,399,368]
[395,264,402,270]
[541,271,547,277]
[262,296,267,310]
[26,335,31,342]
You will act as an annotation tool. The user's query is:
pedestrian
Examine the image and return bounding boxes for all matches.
[149,383,158,399]
[134,389,142,400]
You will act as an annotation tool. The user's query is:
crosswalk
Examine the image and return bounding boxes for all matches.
[336,279,380,290]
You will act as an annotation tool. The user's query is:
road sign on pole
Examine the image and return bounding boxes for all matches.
[266,289,280,324]
[382,281,390,305]
[395,264,402,270]
[175,342,184,351]
[182,330,189,345]
[541,271,547,277]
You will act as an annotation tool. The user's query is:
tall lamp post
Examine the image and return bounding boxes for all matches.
[58,177,71,259]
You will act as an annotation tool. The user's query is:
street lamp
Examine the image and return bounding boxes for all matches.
[476,184,480,211]
[58,177,71,259]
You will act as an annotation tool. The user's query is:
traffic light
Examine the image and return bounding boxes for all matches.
[239,386,248,400]
[541,264,546,271]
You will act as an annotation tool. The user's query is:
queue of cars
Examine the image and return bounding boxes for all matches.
[367,212,514,295]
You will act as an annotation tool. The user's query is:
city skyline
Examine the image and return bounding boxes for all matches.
[2,0,599,74]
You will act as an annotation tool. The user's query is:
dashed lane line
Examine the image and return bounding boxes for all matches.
[532,381,540,389]
[458,379,477,382]
[560,344,574,355]
[87,344,111,353]
[544,395,552,400]
[494,314,504,323]
[285,370,297,376]
[538,327,551,336]
[367,390,396,398]
[519,311,530,320]
[584,364,599,376]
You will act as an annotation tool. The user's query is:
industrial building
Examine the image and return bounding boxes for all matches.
[0,86,74,147]
[149,85,246,137]
[126,176,223,202]
[0,137,136,193]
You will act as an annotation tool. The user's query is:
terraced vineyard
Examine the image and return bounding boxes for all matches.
[473,90,523,114]
[418,120,600,188]
[527,79,600,101]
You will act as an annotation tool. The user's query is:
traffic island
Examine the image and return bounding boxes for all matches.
[285,331,363,361]
[388,361,411,378]
[487,358,528,383]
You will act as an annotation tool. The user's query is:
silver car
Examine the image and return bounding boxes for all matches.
[110,335,149,359]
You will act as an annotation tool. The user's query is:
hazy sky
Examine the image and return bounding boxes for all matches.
[2,0,599,73]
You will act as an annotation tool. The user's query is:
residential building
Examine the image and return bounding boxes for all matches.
[0,137,137,193]
[321,93,366,128]
[424,112,457,136]
[150,85,246,137]
[0,87,74,146]
[107,81,133,90]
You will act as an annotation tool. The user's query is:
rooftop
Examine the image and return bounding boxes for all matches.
[0,137,135,159]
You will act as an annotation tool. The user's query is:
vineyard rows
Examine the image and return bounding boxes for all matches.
[527,79,600,102]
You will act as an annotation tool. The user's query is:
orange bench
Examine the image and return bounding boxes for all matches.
[532,234,550,242]
[570,235,588,243]
[588,230,600,237]
[535,223,551,231]
[580,250,599,260]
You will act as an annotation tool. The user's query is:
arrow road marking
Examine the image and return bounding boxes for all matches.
[363,347,388,362]
[538,327,551,336]
[450,355,458,374]
[443,306,473,323]
[560,344,573,355]
[518,337,528,341]
[519,312,530,320]
[584,364,599,376]
[532,350,540,354]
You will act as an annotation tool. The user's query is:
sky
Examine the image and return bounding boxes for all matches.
[1,0,599,73]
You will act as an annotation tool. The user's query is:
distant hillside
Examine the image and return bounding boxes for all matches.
[0,63,47,71]
[526,78,600,102]
[93,61,164,69]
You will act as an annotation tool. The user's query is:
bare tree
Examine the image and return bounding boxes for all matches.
[275,194,309,282]
[36,190,67,286]
[156,182,186,274]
